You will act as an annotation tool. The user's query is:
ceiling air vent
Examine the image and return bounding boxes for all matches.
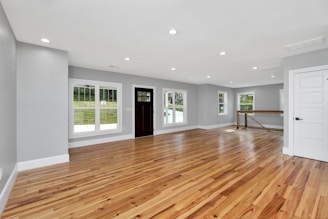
[284,36,326,51]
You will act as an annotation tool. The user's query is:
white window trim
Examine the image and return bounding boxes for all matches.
[163,88,187,127]
[237,91,255,113]
[218,91,228,116]
[69,79,122,139]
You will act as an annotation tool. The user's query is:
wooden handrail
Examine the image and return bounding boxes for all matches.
[236,110,283,131]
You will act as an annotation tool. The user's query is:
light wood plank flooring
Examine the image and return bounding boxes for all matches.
[2,127,328,218]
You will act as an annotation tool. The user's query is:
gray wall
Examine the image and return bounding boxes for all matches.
[69,66,199,142]
[69,66,284,143]
[17,42,68,162]
[197,84,235,127]
[0,2,17,195]
[235,84,284,127]
[283,48,328,149]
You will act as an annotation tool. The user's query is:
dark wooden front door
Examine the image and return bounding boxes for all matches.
[135,88,153,137]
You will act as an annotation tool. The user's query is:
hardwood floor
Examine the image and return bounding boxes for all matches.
[2,127,328,218]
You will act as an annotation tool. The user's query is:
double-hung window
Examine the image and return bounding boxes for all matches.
[163,89,187,125]
[218,91,228,115]
[69,79,122,138]
[237,92,255,111]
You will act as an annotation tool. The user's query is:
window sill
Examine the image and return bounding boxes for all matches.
[69,128,122,139]
[163,122,188,128]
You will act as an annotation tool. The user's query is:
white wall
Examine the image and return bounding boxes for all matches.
[17,42,69,162]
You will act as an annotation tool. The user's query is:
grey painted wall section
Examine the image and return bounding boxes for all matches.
[69,66,284,143]
[235,84,284,127]
[283,48,328,149]
[197,84,235,126]
[69,66,199,142]
[0,2,17,195]
[17,42,69,162]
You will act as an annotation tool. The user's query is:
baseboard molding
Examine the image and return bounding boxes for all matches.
[69,134,134,148]
[17,154,70,171]
[283,147,293,156]
[154,125,198,135]
[198,123,234,130]
[0,165,18,216]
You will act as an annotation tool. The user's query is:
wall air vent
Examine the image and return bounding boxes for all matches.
[284,36,326,51]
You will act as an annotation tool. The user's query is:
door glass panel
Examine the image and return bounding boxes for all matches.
[138,91,151,102]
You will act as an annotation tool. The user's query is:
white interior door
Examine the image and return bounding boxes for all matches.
[293,69,328,161]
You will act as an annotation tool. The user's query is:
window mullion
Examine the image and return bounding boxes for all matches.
[95,85,100,131]
[173,92,176,123]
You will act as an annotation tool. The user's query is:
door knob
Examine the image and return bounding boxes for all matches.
[295,117,303,121]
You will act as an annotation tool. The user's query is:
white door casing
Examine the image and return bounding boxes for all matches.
[290,66,328,162]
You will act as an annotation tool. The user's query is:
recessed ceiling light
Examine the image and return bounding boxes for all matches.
[219,51,227,56]
[229,81,233,84]
[40,38,50,43]
[206,75,211,79]
[252,66,258,70]
[170,67,176,71]
[125,57,131,61]
[271,74,276,78]
[168,29,178,35]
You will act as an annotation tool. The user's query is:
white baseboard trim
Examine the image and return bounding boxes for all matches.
[283,147,293,156]
[154,126,198,135]
[17,154,70,171]
[69,134,134,148]
[198,123,234,130]
[0,165,18,216]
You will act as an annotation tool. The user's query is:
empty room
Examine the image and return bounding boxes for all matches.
[1,0,328,218]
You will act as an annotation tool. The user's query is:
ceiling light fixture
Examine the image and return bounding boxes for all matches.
[168,29,178,35]
[40,38,50,43]
[219,51,227,56]
[271,73,276,78]
[229,81,233,84]
[170,67,176,71]
[206,75,211,79]
[125,57,131,61]
[252,66,258,70]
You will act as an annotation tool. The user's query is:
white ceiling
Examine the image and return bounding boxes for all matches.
[2,0,328,88]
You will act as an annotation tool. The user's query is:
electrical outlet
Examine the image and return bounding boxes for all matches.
[0,168,3,181]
